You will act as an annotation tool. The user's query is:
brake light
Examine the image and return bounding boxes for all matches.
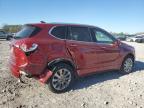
[13,46,28,66]
[20,43,38,53]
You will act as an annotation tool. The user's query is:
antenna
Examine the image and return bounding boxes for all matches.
[40,21,46,23]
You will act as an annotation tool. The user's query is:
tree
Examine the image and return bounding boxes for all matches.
[2,24,22,33]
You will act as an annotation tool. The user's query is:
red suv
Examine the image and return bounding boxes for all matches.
[9,23,135,93]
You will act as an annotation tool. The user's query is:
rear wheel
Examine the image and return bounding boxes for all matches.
[48,63,75,93]
[120,56,134,74]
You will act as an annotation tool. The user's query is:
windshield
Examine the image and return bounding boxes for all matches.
[15,25,40,39]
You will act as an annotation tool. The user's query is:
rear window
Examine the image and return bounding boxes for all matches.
[15,25,41,39]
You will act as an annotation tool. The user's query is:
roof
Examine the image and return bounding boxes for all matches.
[28,22,97,28]
[49,22,96,27]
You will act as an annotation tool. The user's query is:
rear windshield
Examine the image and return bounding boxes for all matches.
[15,25,41,39]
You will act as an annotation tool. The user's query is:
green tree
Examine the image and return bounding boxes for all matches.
[2,24,22,33]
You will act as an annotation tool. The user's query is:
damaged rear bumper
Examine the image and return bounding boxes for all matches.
[19,69,53,83]
[9,61,53,83]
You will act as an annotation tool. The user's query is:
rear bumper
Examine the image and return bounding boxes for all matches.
[19,69,53,83]
[9,40,52,83]
[9,60,53,83]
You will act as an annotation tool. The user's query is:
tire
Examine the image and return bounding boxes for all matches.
[6,37,10,40]
[48,63,75,93]
[6,36,12,40]
[140,40,143,43]
[120,56,134,74]
[130,39,133,42]
[136,39,142,43]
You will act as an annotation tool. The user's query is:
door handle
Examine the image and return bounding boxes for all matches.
[101,46,106,49]
[70,44,77,47]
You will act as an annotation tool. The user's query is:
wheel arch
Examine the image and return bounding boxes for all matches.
[119,53,135,74]
[121,53,135,68]
[120,53,135,68]
[125,53,135,62]
[47,58,78,77]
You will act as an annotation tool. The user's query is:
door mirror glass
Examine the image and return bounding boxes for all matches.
[113,40,120,46]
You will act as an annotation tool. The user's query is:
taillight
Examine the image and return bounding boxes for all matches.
[20,44,27,52]
[13,46,28,66]
[20,43,38,53]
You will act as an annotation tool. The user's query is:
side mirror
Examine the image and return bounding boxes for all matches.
[113,40,121,47]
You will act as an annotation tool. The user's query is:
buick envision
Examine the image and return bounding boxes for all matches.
[9,23,135,93]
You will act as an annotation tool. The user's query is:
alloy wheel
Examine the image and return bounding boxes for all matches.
[123,58,133,73]
[52,68,72,91]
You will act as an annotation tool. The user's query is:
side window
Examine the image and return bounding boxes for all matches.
[0,31,5,36]
[51,26,66,39]
[69,27,92,42]
[92,29,114,44]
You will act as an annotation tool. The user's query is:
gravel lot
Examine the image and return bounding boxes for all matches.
[0,40,144,108]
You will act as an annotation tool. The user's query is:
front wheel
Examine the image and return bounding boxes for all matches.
[120,56,134,74]
[48,63,75,93]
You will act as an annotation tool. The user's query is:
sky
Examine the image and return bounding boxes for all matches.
[0,0,144,34]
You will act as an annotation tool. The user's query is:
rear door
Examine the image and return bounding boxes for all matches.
[66,26,99,75]
[90,28,120,68]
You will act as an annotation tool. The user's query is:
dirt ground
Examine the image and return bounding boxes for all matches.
[0,40,144,108]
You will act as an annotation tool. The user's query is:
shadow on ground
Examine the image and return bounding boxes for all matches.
[73,60,144,90]
[133,60,144,72]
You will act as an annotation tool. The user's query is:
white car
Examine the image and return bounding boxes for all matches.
[126,36,144,42]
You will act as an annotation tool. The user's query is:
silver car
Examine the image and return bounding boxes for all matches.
[126,36,144,43]
[0,31,7,39]
[0,31,13,40]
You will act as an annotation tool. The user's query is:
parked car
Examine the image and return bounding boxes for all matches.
[9,23,135,93]
[0,31,13,40]
[0,31,7,39]
[11,33,16,36]
[126,36,144,42]
[115,35,126,41]
[135,36,144,43]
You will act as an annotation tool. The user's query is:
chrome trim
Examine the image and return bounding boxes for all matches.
[49,25,115,46]
[49,25,96,44]
[66,39,97,44]
[20,43,38,53]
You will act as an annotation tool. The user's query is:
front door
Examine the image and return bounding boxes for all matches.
[90,28,120,70]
